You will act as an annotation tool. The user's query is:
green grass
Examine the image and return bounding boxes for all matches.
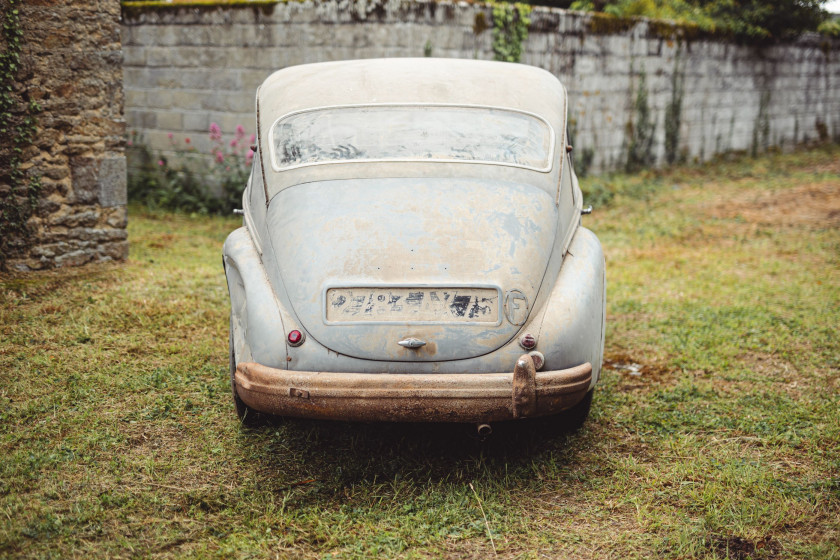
[2,147,839,558]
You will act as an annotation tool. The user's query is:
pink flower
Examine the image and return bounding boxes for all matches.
[127,140,133,147]
[249,133,256,144]
[185,137,191,145]
[157,160,164,166]
[167,132,174,139]
[209,122,222,142]
[215,150,224,163]
[235,124,246,139]
[230,139,238,148]
[245,150,254,165]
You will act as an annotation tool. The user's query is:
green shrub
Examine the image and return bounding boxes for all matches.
[127,124,253,215]
[567,0,829,40]
[492,2,531,63]
[818,18,840,37]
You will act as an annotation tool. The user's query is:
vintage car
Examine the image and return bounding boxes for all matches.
[223,58,605,433]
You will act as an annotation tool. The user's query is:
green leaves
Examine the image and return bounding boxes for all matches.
[127,139,249,216]
[626,68,655,172]
[491,3,531,63]
[0,0,41,270]
[566,0,830,41]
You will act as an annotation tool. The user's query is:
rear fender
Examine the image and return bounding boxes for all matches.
[532,227,606,386]
[223,227,289,368]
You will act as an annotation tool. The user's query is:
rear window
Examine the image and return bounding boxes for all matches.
[270,105,553,172]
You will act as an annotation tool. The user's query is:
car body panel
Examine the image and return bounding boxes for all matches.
[255,59,567,196]
[224,58,605,424]
[264,178,562,361]
[225,222,604,380]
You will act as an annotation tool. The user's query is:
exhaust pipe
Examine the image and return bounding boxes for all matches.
[476,423,492,437]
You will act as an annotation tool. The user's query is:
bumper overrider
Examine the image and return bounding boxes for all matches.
[234,354,592,423]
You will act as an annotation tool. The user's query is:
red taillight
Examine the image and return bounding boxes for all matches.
[288,330,304,347]
[519,333,537,350]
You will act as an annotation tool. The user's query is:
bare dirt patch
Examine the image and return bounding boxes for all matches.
[708,182,840,228]
[604,353,676,392]
[709,534,782,560]
[737,351,809,388]
[725,349,839,396]
[146,233,177,249]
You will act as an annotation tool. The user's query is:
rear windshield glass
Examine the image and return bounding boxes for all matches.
[270,105,552,171]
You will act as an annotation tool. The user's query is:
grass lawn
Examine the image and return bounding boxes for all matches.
[1,147,838,558]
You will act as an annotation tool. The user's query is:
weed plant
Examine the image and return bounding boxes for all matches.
[127,123,253,215]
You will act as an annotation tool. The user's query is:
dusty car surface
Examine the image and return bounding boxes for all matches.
[223,58,605,431]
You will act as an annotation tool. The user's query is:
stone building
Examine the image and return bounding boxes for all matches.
[0,0,127,271]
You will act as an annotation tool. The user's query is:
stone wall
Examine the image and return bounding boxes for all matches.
[121,1,840,174]
[1,0,127,271]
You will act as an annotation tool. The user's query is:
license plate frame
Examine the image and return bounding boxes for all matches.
[324,285,503,325]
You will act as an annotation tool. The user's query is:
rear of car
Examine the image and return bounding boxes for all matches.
[223,59,605,428]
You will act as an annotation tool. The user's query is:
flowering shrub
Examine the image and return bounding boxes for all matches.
[127,123,254,215]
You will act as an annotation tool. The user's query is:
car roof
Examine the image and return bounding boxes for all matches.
[254,59,569,197]
[257,58,567,122]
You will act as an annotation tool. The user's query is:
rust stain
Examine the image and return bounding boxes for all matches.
[512,354,537,418]
[234,360,591,423]
[395,336,438,357]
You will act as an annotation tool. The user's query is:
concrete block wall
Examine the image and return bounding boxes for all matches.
[122,0,840,174]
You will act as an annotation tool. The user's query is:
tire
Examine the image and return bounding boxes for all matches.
[557,388,593,433]
[229,318,263,427]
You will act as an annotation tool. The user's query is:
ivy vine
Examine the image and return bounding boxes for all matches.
[664,52,685,165]
[1,0,41,270]
[626,67,655,172]
[491,2,530,63]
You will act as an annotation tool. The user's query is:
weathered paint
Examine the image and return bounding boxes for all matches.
[224,224,604,379]
[263,178,564,362]
[222,59,606,423]
[256,59,568,196]
[234,357,592,423]
[325,286,501,324]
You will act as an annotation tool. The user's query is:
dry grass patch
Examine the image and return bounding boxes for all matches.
[708,181,840,228]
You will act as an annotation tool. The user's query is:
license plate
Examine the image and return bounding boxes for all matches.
[325,287,500,323]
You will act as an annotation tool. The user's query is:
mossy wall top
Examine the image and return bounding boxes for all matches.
[122,0,840,173]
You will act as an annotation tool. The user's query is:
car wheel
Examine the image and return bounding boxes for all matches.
[557,388,593,433]
[229,319,263,427]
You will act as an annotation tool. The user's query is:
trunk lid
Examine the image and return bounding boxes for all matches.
[266,178,558,361]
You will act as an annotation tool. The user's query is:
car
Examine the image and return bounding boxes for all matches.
[223,58,605,434]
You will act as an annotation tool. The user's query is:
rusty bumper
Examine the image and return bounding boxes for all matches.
[234,355,592,423]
